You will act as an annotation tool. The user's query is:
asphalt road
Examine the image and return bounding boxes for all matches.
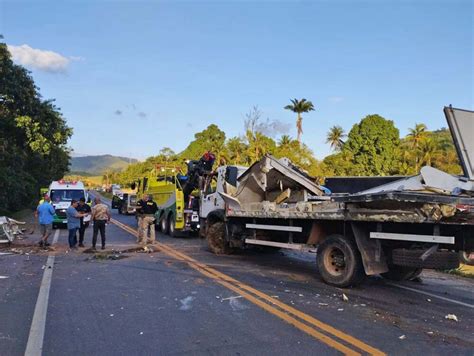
[1,194,473,355]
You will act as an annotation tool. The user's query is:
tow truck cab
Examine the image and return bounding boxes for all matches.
[48,180,88,227]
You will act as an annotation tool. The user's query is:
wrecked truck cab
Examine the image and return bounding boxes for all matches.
[207,107,474,287]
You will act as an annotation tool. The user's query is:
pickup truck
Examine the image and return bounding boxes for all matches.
[204,107,474,287]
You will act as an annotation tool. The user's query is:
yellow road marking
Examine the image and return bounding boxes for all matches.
[111,218,386,356]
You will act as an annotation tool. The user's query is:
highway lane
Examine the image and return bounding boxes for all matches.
[0,193,472,355]
[103,193,473,354]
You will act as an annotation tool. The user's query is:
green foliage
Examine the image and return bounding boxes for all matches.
[0,41,72,213]
[326,125,346,151]
[342,115,400,176]
[180,124,226,162]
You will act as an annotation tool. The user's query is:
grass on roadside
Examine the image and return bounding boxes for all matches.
[444,264,474,279]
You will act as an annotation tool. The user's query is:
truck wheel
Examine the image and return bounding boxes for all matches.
[392,249,459,270]
[382,266,423,281]
[161,216,169,235]
[168,214,176,237]
[207,221,233,255]
[316,235,365,287]
[459,251,474,266]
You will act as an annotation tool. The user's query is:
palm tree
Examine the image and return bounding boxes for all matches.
[407,123,428,171]
[284,98,315,143]
[407,123,427,148]
[278,135,292,147]
[419,138,437,167]
[326,126,346,151]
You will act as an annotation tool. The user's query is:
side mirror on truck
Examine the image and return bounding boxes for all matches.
[225,166,239,187]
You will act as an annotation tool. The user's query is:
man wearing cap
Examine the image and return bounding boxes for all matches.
[35,194,55,247]
[136,194,158,245]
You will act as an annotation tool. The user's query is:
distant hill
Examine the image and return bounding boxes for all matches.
[69,154,137,175]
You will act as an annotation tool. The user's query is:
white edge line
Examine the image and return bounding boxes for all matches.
[25,228,60,356]
[388,282,474,309]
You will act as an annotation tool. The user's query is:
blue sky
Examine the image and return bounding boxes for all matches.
[1,0,472,160]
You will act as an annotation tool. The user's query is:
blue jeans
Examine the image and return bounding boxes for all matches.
[68,227,79,248]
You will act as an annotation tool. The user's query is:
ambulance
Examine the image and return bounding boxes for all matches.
[47,180,88,227]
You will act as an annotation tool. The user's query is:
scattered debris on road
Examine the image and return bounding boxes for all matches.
[220,295,243,302]
[0,216,26,244]
[342,293,349,302]
[445,314,459,322]
[399,335,406,340]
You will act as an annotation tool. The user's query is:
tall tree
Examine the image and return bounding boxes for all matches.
[284,98,315,143]
[343,115,400,176]
[0,40,72,213]
[226,137,248,164]
[326,125,346,151]
[419,138,437,167]
[180,124,226,162]
[407,123,428,171]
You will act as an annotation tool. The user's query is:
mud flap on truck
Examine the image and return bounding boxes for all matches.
[351,222,389,275]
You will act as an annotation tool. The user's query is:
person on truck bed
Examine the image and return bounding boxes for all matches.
[136,194,158,245]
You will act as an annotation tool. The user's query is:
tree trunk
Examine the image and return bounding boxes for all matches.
[296,113,302,143]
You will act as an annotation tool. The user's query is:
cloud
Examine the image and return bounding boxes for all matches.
[328,96,344,103]
[138,112,147,118]
[114,110,123,115]
[7,44,79,73]
[256,119,291,137]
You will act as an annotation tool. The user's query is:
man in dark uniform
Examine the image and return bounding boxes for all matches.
[136,194,158,245]
[77,197,92,247]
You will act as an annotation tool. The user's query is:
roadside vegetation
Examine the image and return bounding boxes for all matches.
[0,38,72,214]
[113,106,462,187]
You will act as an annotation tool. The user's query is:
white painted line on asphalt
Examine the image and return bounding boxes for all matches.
[388,282,474,309]
[24,228,60,356]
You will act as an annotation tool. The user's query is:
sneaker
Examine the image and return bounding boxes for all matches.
[91,246,96,251]
[79,243,85,247]
[101,246,105,250]
[44,242,51,247]
[38,241,44,247]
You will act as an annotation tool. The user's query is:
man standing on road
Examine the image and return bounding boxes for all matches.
[91,197,111,250]
[77,197,91,247]
[136,194,158,245]
[66,200,86,249]
[35,194,55,247]
[136,194,147,243]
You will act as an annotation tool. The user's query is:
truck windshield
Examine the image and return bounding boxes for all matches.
[50,189,85,202]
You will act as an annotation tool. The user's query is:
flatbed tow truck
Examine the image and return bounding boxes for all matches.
[203,107,474,287]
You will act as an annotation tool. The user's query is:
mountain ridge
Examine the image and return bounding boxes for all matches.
[69,154,137,175]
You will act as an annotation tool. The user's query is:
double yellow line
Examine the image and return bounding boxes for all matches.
[111,218,385,356]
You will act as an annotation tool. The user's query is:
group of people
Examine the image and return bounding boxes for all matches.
[36,195,111,250]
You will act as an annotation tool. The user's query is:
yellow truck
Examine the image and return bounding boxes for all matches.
[136,165,199,236]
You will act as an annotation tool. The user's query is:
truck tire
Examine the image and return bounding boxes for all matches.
[207,221,233,255]
[316,235,365,287]
[392,249,459,270]
[168,214,176,237]
[459,251,474,266]
[381,266,423,281]
[161,216,169,235]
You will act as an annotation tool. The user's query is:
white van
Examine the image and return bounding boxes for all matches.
[48,180,88,227]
